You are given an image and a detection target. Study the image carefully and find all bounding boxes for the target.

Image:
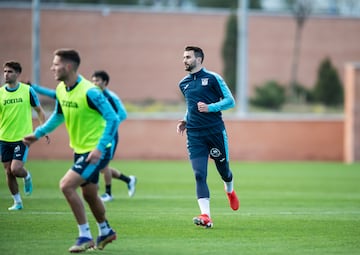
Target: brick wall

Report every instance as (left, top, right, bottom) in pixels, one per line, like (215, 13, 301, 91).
(29, 117, 344, 161)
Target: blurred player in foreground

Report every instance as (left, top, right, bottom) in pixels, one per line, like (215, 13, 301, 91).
(177, 46, 239, 228)
(0, 61, 46, 211)
(28, 71, 137, 202)
(23, 49, 118, 252)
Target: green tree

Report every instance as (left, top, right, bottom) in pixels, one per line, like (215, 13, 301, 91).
(64, 0, 138, 4)
(313, 57, 343, 106)
(222, 13, 237, 94)
(249, 0, 262, 9)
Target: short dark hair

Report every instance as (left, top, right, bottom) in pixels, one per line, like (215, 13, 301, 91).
(92, 70, 110, 85)
(3, 61, 22, 73)
(54, 49, 81, 70)
(185, 46, 204, 63)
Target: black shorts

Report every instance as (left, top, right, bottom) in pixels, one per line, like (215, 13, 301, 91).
(72, 147, 111, 184)
(0, 140, 28, 163)
(110, 132, 119, 160)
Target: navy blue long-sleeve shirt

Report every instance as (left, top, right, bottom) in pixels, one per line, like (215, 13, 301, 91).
(179, 68, 235, 135)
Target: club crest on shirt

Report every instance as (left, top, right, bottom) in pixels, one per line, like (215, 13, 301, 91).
(201, 78, 209, 86)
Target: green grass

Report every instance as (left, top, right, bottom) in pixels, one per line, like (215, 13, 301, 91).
(0, 161, 359, 255)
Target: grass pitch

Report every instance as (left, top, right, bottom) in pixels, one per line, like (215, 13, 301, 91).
(0, 160, 359, 255)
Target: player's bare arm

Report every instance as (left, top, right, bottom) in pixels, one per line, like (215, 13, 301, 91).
(33, 105, 46, 125)
(33, 106, 50, 144)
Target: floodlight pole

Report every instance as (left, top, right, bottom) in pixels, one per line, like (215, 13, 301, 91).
(236, 0, 249, 116)
(32, 0, 40, 85)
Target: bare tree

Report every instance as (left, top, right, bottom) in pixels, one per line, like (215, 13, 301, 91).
(287, 0, 312, 101)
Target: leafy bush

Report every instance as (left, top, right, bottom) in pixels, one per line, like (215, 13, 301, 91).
(293, 82, 315, 103)
(197, 0, 262, 9)
(197, 0, 237, 9)
(250, 80, 286, 110)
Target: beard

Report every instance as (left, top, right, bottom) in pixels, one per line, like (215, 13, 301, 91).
(185, 62, 196, 72)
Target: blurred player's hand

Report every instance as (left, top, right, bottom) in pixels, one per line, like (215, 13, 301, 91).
(23, 134, 38, 147)
(86, 149, 102, 164)
(177, 120, 186, 135)
(197, 102, 209, 112)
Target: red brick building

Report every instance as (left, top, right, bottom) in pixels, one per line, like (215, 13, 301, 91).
(1, 5, 360, 102)
(1, 5, 359, 161)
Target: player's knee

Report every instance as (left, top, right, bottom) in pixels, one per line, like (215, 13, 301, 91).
(194, 170, 206, 183)
(59, 178, 71, 194)
(10, 166, 23, 176)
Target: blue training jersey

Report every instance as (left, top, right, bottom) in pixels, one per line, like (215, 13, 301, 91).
(179, 68, 235, 135)
(103, 89, 127, 124)
(31, 84, 56, 99)
(32, 83, 126, 124)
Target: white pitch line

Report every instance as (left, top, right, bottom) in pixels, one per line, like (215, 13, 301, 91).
(0, 211, 71, 215)
(237, 211, 360, 216)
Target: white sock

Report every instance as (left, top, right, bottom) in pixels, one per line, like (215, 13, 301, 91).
(97, 221, 111, 236)
(224, 180, 234, 193)
(12, 193, 22, 204)
(197, 198, 210, 217)
(78, 223, 92, 239)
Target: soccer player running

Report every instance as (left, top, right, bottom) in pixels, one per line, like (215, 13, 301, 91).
(27, 71, 137, 202)
(177, 46, 239, 228)
(23, 49, 118, 252)
(91, 70, 137, 201)
(0, 61, 46, 211)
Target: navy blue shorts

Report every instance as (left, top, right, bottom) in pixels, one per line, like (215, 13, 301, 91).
(72, 147, 111, 184)
(187, 129, 230, 162)
(0, 140, 29, 163)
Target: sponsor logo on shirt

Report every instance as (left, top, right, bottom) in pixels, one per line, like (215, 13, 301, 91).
(61, 100, 78, 108)
(3, 98, 23, 105)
